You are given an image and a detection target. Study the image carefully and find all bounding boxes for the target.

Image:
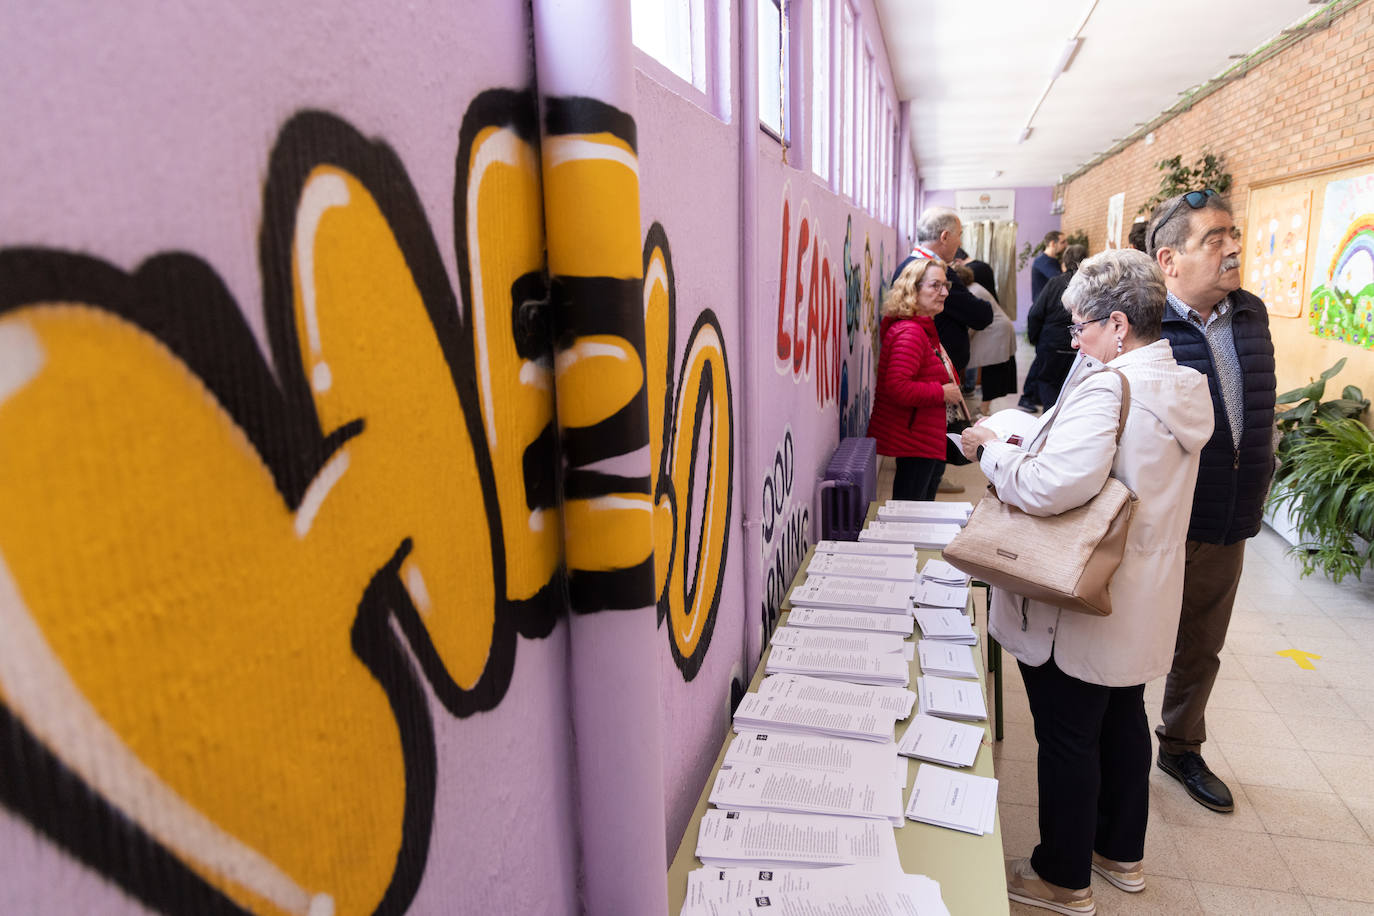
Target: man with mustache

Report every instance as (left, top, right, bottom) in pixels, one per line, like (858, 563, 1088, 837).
(1147, 190, 1276, 814)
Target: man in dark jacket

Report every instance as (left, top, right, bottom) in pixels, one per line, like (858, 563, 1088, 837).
(1030, 231, 1066, 303)
(1149, 190, 1277, 814)
(894, 207, 994, 378)
(1018, 243, 1085, 410)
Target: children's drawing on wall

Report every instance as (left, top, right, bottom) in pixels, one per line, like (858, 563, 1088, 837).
(1247, 187, 1311, 318)
(775, 188, 841, 408)
(1309, 173, 1374, 348)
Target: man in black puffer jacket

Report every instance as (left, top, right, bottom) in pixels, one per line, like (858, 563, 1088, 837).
(1148, 190, 1276, 816)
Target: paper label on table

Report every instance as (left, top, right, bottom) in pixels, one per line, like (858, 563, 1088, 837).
(786, 607, 915, 636)
(919, 559, 971, 586)
(916, 640, 978, 679)
(917, 675, 988, 721)
(904, 764, 998, 835)
(896, 714, 984, 768)
(806, 551, 920, 582)
(793, 575, 914, 613)
(770, 625, 906, 656)
(912, 580, 969, 609)
(759, 674, 916, 719)
(710, 761, 903, 822)
(725, 731, 899, 776)
(765, 645, 910, 687)
(858, 520, 961, 548)
(695, 809, 901, 869)
(814, 539, 919, 559)
(733, 691, 898, 742)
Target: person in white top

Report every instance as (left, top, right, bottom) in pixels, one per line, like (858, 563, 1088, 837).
(960, 249, 1214, 914)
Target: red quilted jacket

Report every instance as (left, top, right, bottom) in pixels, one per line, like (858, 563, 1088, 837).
(866, 314, 949, 459)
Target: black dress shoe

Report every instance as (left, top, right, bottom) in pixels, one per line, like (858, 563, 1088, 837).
(1157, 749, 1234, 812)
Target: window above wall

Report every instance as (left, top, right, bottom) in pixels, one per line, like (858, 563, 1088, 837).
(632, 0, 729, 121)
(758, 0, 788, 143)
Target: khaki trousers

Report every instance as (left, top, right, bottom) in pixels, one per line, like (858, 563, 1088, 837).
(1156, 539, 1248, 755)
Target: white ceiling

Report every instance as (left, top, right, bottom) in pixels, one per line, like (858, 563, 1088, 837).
(874, 0, 1327, 190)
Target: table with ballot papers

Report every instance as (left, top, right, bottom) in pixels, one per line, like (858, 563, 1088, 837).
(668, 498, 1008, 916)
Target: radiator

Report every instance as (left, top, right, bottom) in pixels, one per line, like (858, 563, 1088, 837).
(819, 436, 877, 541)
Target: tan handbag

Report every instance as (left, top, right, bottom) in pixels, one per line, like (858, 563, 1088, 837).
(942, 368, 1137, 616)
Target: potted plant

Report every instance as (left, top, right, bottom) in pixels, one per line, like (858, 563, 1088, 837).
(1266, 358, 1372, 582)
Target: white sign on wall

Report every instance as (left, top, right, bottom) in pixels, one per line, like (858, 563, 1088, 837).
(954, 190, 1015, 222)
(1106, 192, 1126, 248)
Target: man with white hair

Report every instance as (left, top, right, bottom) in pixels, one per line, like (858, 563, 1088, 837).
(1148, 190, 1276, 815)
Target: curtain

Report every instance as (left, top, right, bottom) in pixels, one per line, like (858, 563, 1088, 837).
(961, 219, 1019, 319)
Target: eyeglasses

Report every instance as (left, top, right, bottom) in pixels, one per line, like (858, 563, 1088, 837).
(1149, 188, 1219, 251)
(1068, 315, 1111, 340)
(921, 280, 951, 292)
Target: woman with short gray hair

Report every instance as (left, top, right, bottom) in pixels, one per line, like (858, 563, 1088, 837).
(960, 248, 1214, 913)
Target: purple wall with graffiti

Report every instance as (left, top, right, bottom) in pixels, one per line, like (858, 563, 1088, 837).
(1, 0, 903, 911)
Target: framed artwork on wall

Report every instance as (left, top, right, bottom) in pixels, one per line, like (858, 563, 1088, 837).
(1245, 185, 1312, 319)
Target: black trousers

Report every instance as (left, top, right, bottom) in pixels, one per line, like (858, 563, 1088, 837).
(892, 456, 944, 501)
(1019, 656, 1151, 890)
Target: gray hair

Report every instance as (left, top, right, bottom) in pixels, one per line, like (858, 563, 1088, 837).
(916, 207, 961, 244)
(1146, 191, 1232, 256)
(1062, 249, 1166, 341)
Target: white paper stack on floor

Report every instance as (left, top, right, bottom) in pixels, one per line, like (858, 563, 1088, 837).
(917, 675, 988, 721)
(913, 608, 978, 645)
(695, 809, 902, 870)
(916, 640, 978, 679)
(681, 866, 949, 916)
(770, 625, 906, 656)
(765, 645, 910, 687)
(758, 674, 916, 720)
(896, 714, 985, 768)
(709, 757, 904, 825)
(877, 500, 973, 525)
(806, 550, 919, 582)
(681, 866, 950, 916)
(912, 580, 970, 609)
(904, 764, 998, 836)
(858, 520, 961, 549)
(733, 691, 899, 742)
(919, 558, 971, 588)
(814, 539, 918, 560)
(786, 606, 915, 637)
(789, 575, 913, 613)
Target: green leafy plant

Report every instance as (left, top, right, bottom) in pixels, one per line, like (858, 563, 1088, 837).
(1016, 230, 1089, 271)
(1137, 152, 1234, 216)
(1267, 358, 1372, 582)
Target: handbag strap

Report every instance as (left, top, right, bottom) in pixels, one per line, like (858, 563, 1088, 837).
(1031, 364, 1132, 455)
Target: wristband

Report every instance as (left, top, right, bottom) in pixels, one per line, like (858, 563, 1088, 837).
(975, 444, 985, 462)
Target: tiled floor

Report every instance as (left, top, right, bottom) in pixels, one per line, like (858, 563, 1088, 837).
(876, 377, 1374, 913)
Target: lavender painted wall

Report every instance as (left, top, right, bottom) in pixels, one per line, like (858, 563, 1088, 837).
(922, 186, 1061, 330)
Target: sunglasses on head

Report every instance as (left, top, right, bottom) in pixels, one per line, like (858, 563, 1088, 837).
(1149, 189, 1219, 251)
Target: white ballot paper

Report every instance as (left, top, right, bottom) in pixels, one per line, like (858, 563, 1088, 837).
(765, 645, 910, 688)
(858, 520, 961, 549)
(726, 731, 899, 775)
(681, 866, 950, 916)
(912, 608, 978, 645)
(917, 675, 989, 721)
(877, 500, 973, 525)
(978, 406, 1041, 441)
(814, 539, 919, 559)
(695, 809, 901, 870)
(770, 625, 907, 656)
(682, 868, 951, 916)
(806, 550, 920, 582)
(912, 580, 970, 610)
(790, 575, 913, 614)
(916, 640, 978, 679)
(759, 674, 916, 720)
(786, 606, 915, 637)
(710, 760, 904, 825)
(919, 559, 971, 587)
(897, 714, 985, 768)
(733, 691, 899, 743)
(904, 764, 998, 835)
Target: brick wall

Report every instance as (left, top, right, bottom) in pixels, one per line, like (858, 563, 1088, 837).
(1061, 0, 1374, 246)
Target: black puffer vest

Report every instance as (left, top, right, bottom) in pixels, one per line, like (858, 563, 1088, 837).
(1160, 289, 1276, 544)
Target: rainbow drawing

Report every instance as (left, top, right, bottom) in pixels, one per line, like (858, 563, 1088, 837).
(1309, 176, 1374, 350)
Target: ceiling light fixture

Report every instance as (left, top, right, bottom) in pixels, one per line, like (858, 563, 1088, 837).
(1017, 127, 1032, 144)
(1052, 37, 1084, 78)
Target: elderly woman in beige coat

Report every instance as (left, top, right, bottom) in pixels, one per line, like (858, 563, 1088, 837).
(961, 249, 1213, 916)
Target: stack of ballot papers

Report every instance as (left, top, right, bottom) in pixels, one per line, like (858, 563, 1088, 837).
(681, 866, 950, 916)
(896, 714, 985, 768)
(877, 500, 973, 525)
(770, 625, 907, 657)
(710, 736, 905, 825)
(814, 539, 918, 560)
(919, 558, 971, 588)
(765, 644, 910, 687)
(912, 580, 970, 609)
(806, 549, 919, 582)
(904, 765, 998, 836)
(916, 640, 978, 679)
(758, 674, 916, 721)
(913, 608, 978, 645)
(789, 575, 912, 614)
(785, 606, 915, 637)
(733, 691, 900, 743)
(858, 520, 961, 549)
(695, 809, 902, 870)
(917, 675, 989, 721)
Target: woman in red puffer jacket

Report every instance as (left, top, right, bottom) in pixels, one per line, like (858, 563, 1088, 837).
(866, 257, 963, 500)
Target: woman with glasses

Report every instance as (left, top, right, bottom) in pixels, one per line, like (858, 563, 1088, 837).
(866, 257, 963, 501)
(959, 249, 1215, 915)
